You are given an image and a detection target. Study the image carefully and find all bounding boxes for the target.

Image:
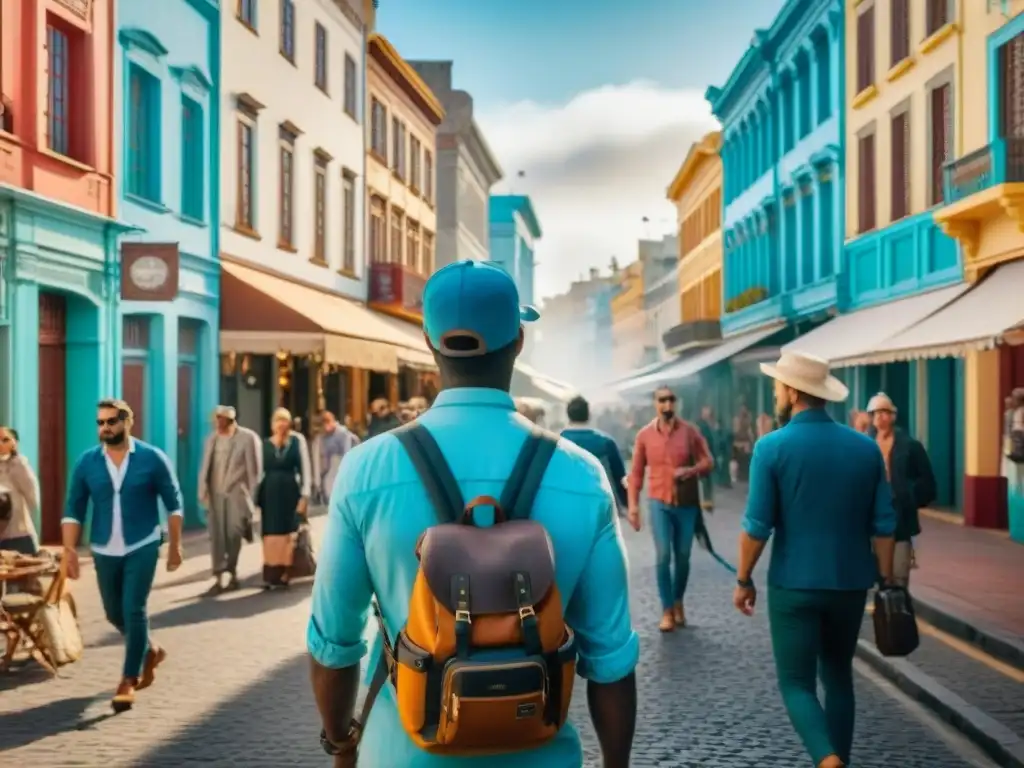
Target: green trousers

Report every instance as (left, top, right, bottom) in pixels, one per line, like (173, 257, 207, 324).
(767, 586, 867, 766)
(93, 541, 160, 679)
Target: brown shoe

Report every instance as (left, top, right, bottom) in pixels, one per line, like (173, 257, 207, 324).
(673, 603, 686, 627)
(818, 756, 845, 768)
(659, 611, 675, 632)
(137, 645, 167, 691)
(111, 677, 137, 713)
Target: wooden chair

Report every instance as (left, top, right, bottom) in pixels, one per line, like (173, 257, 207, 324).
(0, 556, 67, 674)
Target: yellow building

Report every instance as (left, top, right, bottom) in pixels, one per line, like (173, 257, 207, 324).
(666, 131, 723, 354)
(610, 261, 645, 377)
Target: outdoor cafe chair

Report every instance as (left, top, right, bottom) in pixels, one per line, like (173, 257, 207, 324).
(0, 552, 69, 674)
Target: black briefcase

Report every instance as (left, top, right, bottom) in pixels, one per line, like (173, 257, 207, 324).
(873, 586, 920, 657)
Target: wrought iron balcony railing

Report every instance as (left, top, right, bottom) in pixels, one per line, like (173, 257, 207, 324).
(943, 137, 1024, 205)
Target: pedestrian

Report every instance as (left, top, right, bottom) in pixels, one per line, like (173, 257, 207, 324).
(627, 387, 714, 632)
(0, 426, 40, 555)
(366, 398, 401, 438)
(62, 399, 185, 713)
(197, 405, 262, 595)
(851, 409, 871, 434)
(732, 352, 896, 768)
(560, 395, 629, 513)
(308, 260, 638, 768)
(695, 406, 718, 511)
(256, 407, 312, 589)
(312, 410, 359, 503)
(865, 392, 936, 586)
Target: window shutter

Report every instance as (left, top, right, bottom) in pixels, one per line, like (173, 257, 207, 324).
(890, 0, 909, 66)
(926, 0, 950, 37)
(858, 133, 876, 233)
(890, 113, 909, 221)
(930, 84, 950, 205)
(857, 7, 875, 94)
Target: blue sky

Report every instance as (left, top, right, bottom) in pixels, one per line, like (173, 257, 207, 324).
(377, 0, 788, 299)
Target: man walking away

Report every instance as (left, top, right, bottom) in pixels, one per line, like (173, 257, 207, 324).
(561, 395, 628, 513)
(313, 410, 359, 502)
(628, 387, 713, 632)
(198, 405, 262, 595)
(63, 399, 185, 712)
(732, 352, 896, 768)
(866, 393, 935, 586)
(308, 260, 638, 768)
(695, 406, 718, 511)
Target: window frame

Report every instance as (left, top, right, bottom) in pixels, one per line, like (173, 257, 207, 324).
(280, 0, 295, 63)
(422, 229, 435, 275)
(236, 111, 258, 232)
(341, 170, 357, 275)
(856, 3, 876, 95)
(127, 63, 162, 203)
(343, 54, 358, 120)
(313, 153, 328, 265)
(890, 0, 910, 67)
(369, 194, 387, 264)
(237, 0, 257, 32)
(314, 22, 328, 93)
(405, 218, 420, 271)
(424, 148, 434, 203)
(46, 19, 73, 158)
(856, 124, 877, 234)
(370, 98, 388, 160)
(389, 206, 404, 264)
(889, 103, 911, 222)
(180, 95, 205, 221)
(278, 126, 296, 249)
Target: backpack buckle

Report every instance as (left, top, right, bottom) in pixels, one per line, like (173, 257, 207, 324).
(455, 609, 472, 623)
(518, 605, 536, 620)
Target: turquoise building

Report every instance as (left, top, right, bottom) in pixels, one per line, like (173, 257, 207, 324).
(488, 195, 541, 307)
(114, 0, 221, 527)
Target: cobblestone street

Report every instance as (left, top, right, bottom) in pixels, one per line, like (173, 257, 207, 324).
(0, 493, 997, 767)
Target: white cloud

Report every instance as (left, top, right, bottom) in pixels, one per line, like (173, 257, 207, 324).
(478, 81, 718, 300)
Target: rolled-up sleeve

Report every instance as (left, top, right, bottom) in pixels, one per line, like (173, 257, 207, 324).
(566, 496, 640, 684)
(741, 439, 777, 541)
(872, 450, 897, 537)
(307, 484, 373, 669)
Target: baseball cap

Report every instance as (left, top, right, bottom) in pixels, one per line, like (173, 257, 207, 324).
(423, 260, 540, 357)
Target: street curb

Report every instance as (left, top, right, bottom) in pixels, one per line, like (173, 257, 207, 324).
(855, 639, 1024, 768)
(913, 597, 1024, 672)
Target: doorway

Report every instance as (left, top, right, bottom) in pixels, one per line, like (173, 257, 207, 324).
(177, 322, 198, 522)
(37, 293, 67, 544)
(122, 316, 150, 440)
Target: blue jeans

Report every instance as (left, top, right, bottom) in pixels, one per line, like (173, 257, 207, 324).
(93, 541, 160, 679)
(649, 501, 699, 611)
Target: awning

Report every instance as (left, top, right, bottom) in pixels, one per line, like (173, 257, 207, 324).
(219, 261, 435, 374)
(841, 260, 1024, 366)
(512, 361, 577, 402)
(617, 323, 783, 395)
(371, 314, 437, 370)
(782, 282, 969, 368)
(609, 357, 680, 385)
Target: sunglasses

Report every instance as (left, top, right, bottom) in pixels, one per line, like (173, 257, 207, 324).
(657, 395, 676, 404)
(96, 417, 123, 427)
(0, 436, 12, 444)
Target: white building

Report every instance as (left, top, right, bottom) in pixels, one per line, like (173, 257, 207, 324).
(220, 0, 366, 296)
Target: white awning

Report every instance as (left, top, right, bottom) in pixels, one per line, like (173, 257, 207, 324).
(617, 324, 783, 395)
(782, 283, 969, 368)
(513, 361, 577, 402)
(841, 260, 1024, 366)
(371, 314, 437, 371)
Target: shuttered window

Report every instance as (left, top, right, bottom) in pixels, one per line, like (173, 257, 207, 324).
(890, 0, 910, 66)
(856, 6, 875, 94)
(858, 133, 876, 233)
(930, 84, 951, 205)
(925, 0, 949, 38)
(1000, 32, 1024, 139)
(890, 112, 910, 221)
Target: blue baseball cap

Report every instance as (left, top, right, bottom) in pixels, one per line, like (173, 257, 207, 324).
(423, 260, 540, 357)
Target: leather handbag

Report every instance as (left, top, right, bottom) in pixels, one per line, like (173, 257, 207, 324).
(290, 524, 317, 580)
(672, 426, 704, 509)
(873, 585, 920, 657)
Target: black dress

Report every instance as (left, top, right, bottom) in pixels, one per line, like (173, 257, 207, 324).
(258, 435, 303, 585)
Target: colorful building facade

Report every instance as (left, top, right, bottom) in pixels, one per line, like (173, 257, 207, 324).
(609, 260, 646, 377)
(488, 195, 541, 308)
(113, 0, 222, 527)
(0, 0, 128, 543)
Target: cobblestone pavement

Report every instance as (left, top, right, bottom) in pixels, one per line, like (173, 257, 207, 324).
(0, 493, 994, 767)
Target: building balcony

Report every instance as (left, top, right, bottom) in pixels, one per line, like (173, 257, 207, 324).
(788, 276, 838, 319)
(720, 291, 787, 336)
(368, 262, 426, 321)
(662, 318, 722, 354)
(937, 138, 1024, 278)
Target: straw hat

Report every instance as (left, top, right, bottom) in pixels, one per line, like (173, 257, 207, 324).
(866, 392, 897, 414)
(760, 351, 849, 403)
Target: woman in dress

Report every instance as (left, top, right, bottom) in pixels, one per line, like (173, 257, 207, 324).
(256, 408, 312, 588)
(0, 427, 40, 555)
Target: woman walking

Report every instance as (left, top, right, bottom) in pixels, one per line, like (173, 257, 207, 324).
(0, 427, 40, 555)
(257, 408, 312, 588)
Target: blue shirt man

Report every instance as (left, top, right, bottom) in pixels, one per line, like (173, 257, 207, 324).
(560, 395, 628, 511)
(308, 260, 639, 768)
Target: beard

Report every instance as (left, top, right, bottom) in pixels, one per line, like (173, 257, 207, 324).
(101, 432, 126, 446)
(775, 401, 793, 427)
(659, 410, 675, 422)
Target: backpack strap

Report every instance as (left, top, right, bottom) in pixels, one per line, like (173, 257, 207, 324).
(393, 422, 464, 523)
(502, 427, 558, 520)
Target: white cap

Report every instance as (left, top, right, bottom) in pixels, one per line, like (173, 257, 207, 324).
(866, 392, 896, 414)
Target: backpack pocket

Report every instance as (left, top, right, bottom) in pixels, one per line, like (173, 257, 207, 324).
(437, 657, 552, 749)
(394, 631, 433, 735)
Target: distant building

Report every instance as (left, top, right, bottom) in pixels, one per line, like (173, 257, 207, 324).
(489, 195, 542, 307)
(409, 60, 503, 265)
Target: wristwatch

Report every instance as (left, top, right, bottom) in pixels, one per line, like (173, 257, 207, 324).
(320, 723, 360, 756)
(737, 576, 754, 589)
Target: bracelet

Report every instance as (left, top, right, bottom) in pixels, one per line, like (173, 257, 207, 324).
(737, 577, 754, 589)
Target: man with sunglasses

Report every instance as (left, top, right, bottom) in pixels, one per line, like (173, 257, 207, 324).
(628, 386, 713, 632)
(62, 398, 184, 713)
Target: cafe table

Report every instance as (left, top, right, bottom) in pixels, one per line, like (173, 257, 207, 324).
(0, 554, 64, 673)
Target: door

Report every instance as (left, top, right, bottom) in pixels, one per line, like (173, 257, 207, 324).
(177, 363, 196, 521)
(37, 293, 67, 544)
(122, 317, 150, 440)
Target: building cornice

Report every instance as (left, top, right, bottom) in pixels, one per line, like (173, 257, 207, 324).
(666, 131, 722, 201)
(368, 34, 445, 126)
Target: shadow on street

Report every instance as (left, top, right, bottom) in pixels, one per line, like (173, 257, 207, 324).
(0, 694, 118, 751)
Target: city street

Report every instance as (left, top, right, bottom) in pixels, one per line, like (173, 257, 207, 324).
(0, 491, 998, 767)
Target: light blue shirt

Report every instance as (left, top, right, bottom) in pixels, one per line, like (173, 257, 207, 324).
(307, 387, 639, 768)
(741, 408, 897, 591)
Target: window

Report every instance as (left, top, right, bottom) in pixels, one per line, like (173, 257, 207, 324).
(930, 83, 952, 205)
(280, 0, 295, 62)
(856, 6, 875, 94)
(890, 112, 909, 221)
(278, 127, 295, 247)
(424, 149, 434, 202)
(926, 0, 950, 38)
(342, 171, 356, 273)
(313, 154, 328, 263)
(370, 195, 386, 263)
(406, 219, 420, 271)
(391, 118, 406, 179)
(890, 0, 910, 66)
(370, 98, 387, 159)
(344, 54, 358, 119)
(128, 64, 160, 202)
(409, 136, 421, 191)
(46, 22, 71, 157)
(238, 0, 256, 29)
(314, 23, 328, 92)
(390, 207, 404, 263)
(236, 116, 256, 230)
(422, 230, 435, 275)
(181, 97, 204, 220)
(857, 132, 876, 233)
(1000, 33, 1024, 139)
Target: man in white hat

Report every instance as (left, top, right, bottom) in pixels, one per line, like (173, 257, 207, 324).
(866, 392, 935, 586)
(198, 405, 262, 594)
(731, 351, 897, 768)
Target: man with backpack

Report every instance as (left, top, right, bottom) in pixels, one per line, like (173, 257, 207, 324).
(307, 260, 639, 768)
